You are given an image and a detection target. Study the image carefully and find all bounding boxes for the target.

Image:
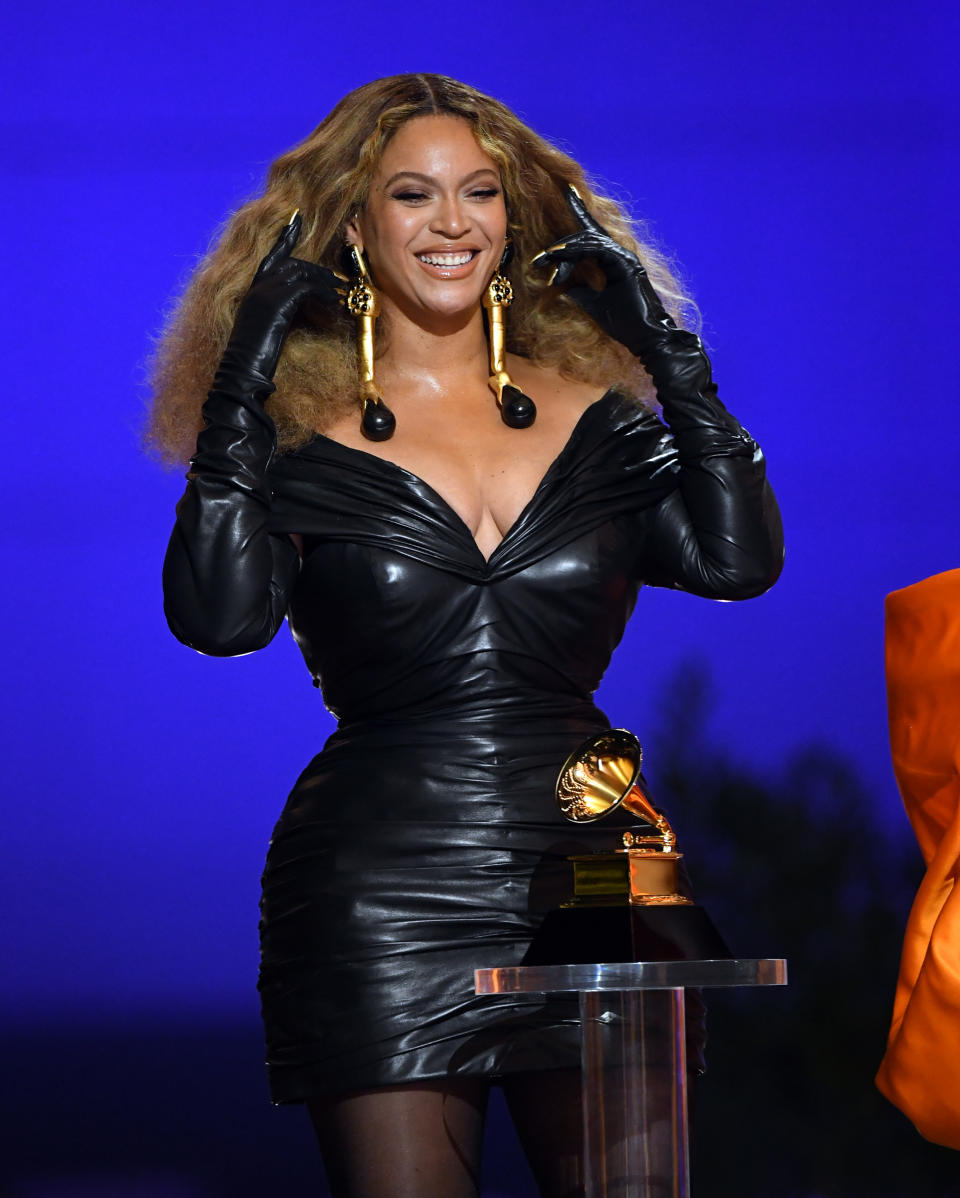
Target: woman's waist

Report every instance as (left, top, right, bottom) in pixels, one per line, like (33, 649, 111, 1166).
(315, 650, 608, 727)
(327, 693, 608, 747)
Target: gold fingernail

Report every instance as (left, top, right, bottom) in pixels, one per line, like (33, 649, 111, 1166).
(287, 208, 300, 225)
(547, 266, 559, 286)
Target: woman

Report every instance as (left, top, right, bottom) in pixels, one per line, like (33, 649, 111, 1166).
(151, 74, 783, 1197)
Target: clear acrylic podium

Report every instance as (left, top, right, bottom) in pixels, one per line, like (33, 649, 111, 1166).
(475, 958, 787, 1198)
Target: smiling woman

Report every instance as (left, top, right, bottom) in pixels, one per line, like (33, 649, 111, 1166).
(146, 75, 689, 468)
(152, 73, 783, 1198)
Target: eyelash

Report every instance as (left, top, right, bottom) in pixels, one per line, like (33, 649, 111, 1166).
(391, 187, 501, 204)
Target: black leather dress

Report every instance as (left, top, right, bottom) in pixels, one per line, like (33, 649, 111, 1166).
(163, 385, 783, 1104)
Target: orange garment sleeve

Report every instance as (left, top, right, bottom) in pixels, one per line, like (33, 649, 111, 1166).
(875, 568, 960, 1150)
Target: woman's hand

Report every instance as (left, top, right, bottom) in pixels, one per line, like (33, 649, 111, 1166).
(534, 186, 719, 403)
(220, 211, 344, 385)
(532, 186, 687, 363)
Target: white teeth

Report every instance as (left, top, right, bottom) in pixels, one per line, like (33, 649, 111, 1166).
(417, 252, 475, 267)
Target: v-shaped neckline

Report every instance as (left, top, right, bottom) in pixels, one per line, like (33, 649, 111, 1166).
(308, 389, 621, 569)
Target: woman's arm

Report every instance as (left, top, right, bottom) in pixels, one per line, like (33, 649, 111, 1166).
(642, 385, 783, 599)
(162, 214, 341, 655)
(534, 187, 783, 599)
(162, 377, 301, 656)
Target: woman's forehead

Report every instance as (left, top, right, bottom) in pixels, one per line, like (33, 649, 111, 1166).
(374, 114, 499, 180)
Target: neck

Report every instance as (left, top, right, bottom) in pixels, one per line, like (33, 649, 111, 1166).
(375, 298, 489, 395)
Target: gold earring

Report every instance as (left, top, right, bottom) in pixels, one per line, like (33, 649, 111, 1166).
(483, 241, 536, 429)
(343, 246, 396, 441)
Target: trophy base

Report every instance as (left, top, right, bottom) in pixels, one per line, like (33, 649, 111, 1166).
(567, 847, 692, 907)
(522, 904, 732, 966)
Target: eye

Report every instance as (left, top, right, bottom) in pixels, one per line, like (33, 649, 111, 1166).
(392, 189, 430, 204)
(469, 187, 501, 201)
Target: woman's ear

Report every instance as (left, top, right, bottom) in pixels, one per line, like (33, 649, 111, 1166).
(344, 213, 363, 252)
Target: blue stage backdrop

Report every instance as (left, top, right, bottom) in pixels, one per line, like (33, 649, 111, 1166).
(2, 0, 956, 1028)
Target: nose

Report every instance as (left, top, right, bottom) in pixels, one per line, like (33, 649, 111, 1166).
(429, 194, 471, 238)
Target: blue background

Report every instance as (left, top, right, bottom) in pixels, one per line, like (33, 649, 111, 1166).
(2, 0, 957, 1192)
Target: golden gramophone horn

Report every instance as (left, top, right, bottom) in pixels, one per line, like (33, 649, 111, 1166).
(557, 729, 671, 836)
(556, 729, 691, 907)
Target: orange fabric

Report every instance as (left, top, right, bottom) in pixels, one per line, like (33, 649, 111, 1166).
(875, 568, 960, 1150)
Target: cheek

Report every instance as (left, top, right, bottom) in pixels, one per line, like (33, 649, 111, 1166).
(365, 214, 420, 277)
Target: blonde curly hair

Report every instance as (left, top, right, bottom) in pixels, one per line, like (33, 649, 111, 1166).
(146, 73, 694, 466)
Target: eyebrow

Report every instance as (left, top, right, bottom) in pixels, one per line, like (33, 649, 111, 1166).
(380, 168, 500, 189)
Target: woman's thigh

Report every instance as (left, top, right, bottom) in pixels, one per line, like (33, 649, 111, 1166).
(501, 1068, 584, 1198)
(308, 1078, 489, 1198)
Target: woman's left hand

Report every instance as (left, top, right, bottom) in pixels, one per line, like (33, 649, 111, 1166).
(532, 186, 681, 363)
(534, 185, 724, 410)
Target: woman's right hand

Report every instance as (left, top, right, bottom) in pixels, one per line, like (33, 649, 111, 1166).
(220, 211, 344, 385)
(166, 213, 331, 656)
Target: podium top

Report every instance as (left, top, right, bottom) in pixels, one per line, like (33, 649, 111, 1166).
(475, 958, 787, 995)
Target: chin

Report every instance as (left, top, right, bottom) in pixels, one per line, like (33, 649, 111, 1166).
(427, 296, 483, 318)
(421, 281, 487, 314)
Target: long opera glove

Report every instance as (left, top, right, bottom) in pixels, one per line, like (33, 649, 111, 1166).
(163, 214, 340, 654)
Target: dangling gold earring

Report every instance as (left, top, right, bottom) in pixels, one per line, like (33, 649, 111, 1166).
(483, 240, 536, 429)
(342, 245, 396, 441)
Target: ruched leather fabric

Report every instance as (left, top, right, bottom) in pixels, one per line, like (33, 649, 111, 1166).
(163, 386, 783, 1103)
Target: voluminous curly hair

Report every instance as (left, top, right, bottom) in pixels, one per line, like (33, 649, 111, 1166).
(146, 73, 695, 466)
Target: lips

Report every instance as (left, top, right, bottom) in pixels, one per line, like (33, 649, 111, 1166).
(416, 250, 478, 267)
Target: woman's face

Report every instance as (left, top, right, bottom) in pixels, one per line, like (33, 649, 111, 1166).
(349, 114, 507, 324)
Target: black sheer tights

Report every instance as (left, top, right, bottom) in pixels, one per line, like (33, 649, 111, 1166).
(307, 1069, 585, 1198)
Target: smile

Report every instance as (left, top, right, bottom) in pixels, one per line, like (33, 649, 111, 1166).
(416, 251, 478, 267)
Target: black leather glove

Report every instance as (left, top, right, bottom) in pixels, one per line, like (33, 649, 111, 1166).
(162, 213, 340, 656)
(533, 187, 719, 408)
(218, 211, 344, 394)
(532, 187, 676, 355)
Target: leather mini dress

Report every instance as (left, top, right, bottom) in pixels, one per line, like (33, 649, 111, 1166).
(163, 386, 783, 1103)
